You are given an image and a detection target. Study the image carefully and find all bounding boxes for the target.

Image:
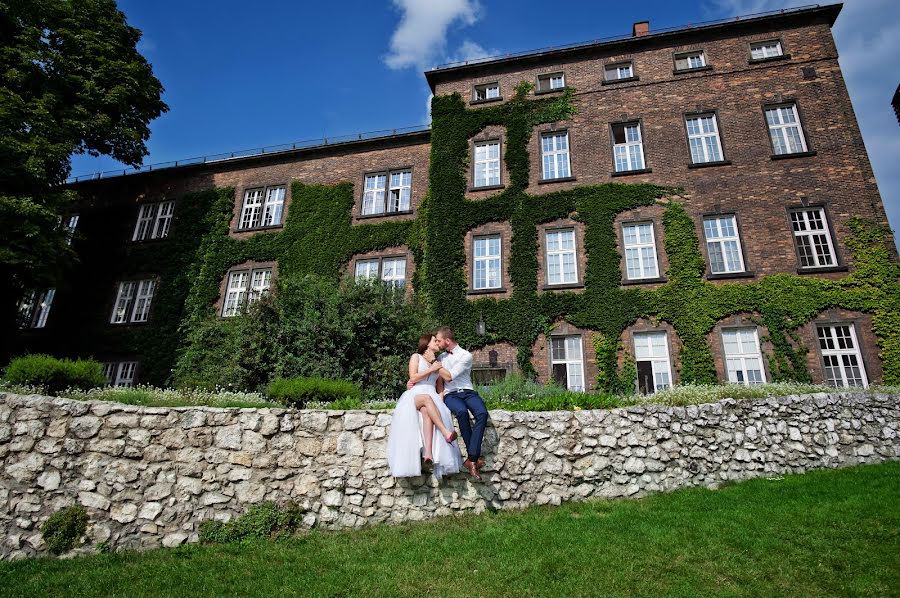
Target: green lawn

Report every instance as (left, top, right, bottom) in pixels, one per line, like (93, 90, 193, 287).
(2, 462, 898, 597)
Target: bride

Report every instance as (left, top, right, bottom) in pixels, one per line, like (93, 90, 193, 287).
(386, 333, 463, 479)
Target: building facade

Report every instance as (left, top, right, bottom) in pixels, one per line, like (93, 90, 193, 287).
(13, 4, 898, 393)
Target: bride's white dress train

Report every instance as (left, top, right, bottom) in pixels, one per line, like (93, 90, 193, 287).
(386, 355, 462, 479)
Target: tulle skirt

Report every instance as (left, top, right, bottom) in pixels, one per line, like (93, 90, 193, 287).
(386, 384, 463, 479)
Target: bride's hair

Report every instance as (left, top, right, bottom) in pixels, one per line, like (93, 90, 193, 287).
(417, 333, 435, 355)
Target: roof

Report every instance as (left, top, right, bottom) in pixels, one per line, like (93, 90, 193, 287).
(424, 3, 843, 92)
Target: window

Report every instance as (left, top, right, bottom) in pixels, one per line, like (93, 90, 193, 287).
(545, 229, 578, 285)
(551, 335, 584, 391)
(612, 122, 645, 172)
(605, 63, 634, 80)
(103, 361, 138, 387)
(675, 50, 706, 71)
(751, 40, 783, 60)
(722, 328, 766, 385)
(473, 235, 502, 290)
(685, 114, 724, 164)
(473, 141, 501, 188)
(354, 256, 407, 289)
(765, 104, 808, 155)
(790, 207, 837, 268)
(817, 324, 868, 387)
(540, 131, 571, 180)
(111, 279, 156, 324)
(473, 82, 500, 101)
(622, 222, 659, 280)
(537, 72, 565, 91)
(133, 201, 174, 241)
(362, 170, 411, 216)
(238, 186, 285, 230)
(17, 289, 55, 329)
(703, 215, 745, 274)
(634, 331, 672, 394)
(222, 267, 272, 317)
(62, 214, 79, 245)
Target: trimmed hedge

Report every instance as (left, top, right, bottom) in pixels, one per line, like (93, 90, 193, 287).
(3, 354, 105, 394)
(266, 376, 361, 408)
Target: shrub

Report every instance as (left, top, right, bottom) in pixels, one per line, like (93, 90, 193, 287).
(199, 502, 305, 544)
(266, 376, 360, 408)
(4, 355, 105, 394)
(41, 505, 88, 555)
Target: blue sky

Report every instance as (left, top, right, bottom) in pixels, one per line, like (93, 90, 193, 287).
(71, 0, 900, 238)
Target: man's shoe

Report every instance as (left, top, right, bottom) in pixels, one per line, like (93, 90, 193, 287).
(476, 457, 486, 469)
(464, 459, 482, 481)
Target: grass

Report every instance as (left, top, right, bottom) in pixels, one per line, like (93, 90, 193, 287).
(1, 462, 897, 597)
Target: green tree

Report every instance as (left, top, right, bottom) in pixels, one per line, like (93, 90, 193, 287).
(0, 0, 167, 346)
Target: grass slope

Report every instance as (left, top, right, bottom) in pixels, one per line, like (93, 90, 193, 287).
(1, 462, 897, 597)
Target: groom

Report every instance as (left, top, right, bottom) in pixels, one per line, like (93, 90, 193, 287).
(434, 326, 488, 481)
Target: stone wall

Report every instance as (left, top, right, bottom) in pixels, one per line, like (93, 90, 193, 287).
(1, 391, 897, 559)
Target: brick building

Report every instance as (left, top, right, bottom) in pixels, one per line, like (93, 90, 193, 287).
(14, 4, 896, 393)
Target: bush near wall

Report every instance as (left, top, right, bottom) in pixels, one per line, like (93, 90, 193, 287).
(3, 355, 105, 394)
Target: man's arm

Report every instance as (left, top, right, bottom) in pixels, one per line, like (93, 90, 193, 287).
(439, 352, 472, 382)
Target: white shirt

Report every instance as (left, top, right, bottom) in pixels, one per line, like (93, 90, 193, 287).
(440, 344, 474, 393)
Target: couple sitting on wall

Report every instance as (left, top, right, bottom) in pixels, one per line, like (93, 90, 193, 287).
(386, 326, 488, 481)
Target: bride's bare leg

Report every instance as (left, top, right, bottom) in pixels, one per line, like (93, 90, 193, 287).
(415, 395, 452, 440)
(420, 410, 434, 460)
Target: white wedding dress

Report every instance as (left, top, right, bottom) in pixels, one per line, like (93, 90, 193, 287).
(386, 354, 463, 479)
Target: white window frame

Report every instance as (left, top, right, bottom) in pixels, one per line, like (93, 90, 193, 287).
(111, 279, 156, 324)
(133, 201, 175, 241)
(545, 228, 578, 286)
(612, 122, 645, 172)
(685, 114, 724, 164)
(354, 256, 407, 289)
(605, 63, 634, 81)
(238, 186, 285, 230)
(62, 214, 79, 245)
(675, 50, 706, 71)
(473, 235, 502, 291)
(537, 72, 565, 91)
(18, 288, 56, 329)
(540, 131, 571, 181)
(633, 331, 673, 394)
(473, 82, 500, 101)
(550, 335, 585, 392)
(790, 207, 837, 269)
(221, 267, 273, 317)
(103, 361, 138, 387)
(817, 324, 869, 388)
(721, 327, 766, 386)
(622, 222, 659, 280)
(751, 40, 783, 60)
(765, 104, 808, 155)
(362, 170, 412, 216)
(473, 141, 501, 188)
(703, 215, 746, 274)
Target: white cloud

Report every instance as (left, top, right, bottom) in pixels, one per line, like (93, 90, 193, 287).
(705, 0, 900, 247)
(384, 0, 483, 70)
(447, 39, 499, 64)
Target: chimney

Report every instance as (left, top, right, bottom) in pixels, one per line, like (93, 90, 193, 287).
(632, 21, 649, 37)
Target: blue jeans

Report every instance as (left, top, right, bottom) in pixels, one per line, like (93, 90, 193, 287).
(443, 389, 488, 460)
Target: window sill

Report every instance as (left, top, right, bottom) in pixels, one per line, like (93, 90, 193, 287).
(708, 271, 756, 280)
(233, 224, 284, 233)
(535, 87, 568, 95)
(356, 210, 414, 220)
(468, 184, 505, 193)
(796, 265, 849, 275)
(467, 287, 507, 296)
(129, 237, 170, 244)
(749, 54, 791, 65)
(621, 277, 667, 286)
(470, 97, 503, 106)
(611, 168, 652, 178)
(541, 283, 585, 291)
(770, 150, 817, 161)
(673, 65, 713, 75)
(109, 321, 150, 327)
(688, 160, 732, 169)
(538, 176, 577, 185)
(601, 76, 640, 86)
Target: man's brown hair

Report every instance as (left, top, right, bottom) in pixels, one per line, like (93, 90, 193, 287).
(436, 326, 454, 341)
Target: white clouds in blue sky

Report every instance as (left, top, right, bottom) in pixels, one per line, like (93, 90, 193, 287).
(383, 0, 484, 70)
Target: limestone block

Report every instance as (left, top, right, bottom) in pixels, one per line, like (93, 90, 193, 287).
(37, 469, 61, 491)
(138, 502, 163, 521)
(70, 415, 103, 439)
(79, 491, 111, 511)
(214, 426, 242, 450)
(162, 532, 189, 548)
(111, 503, 138, 523)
